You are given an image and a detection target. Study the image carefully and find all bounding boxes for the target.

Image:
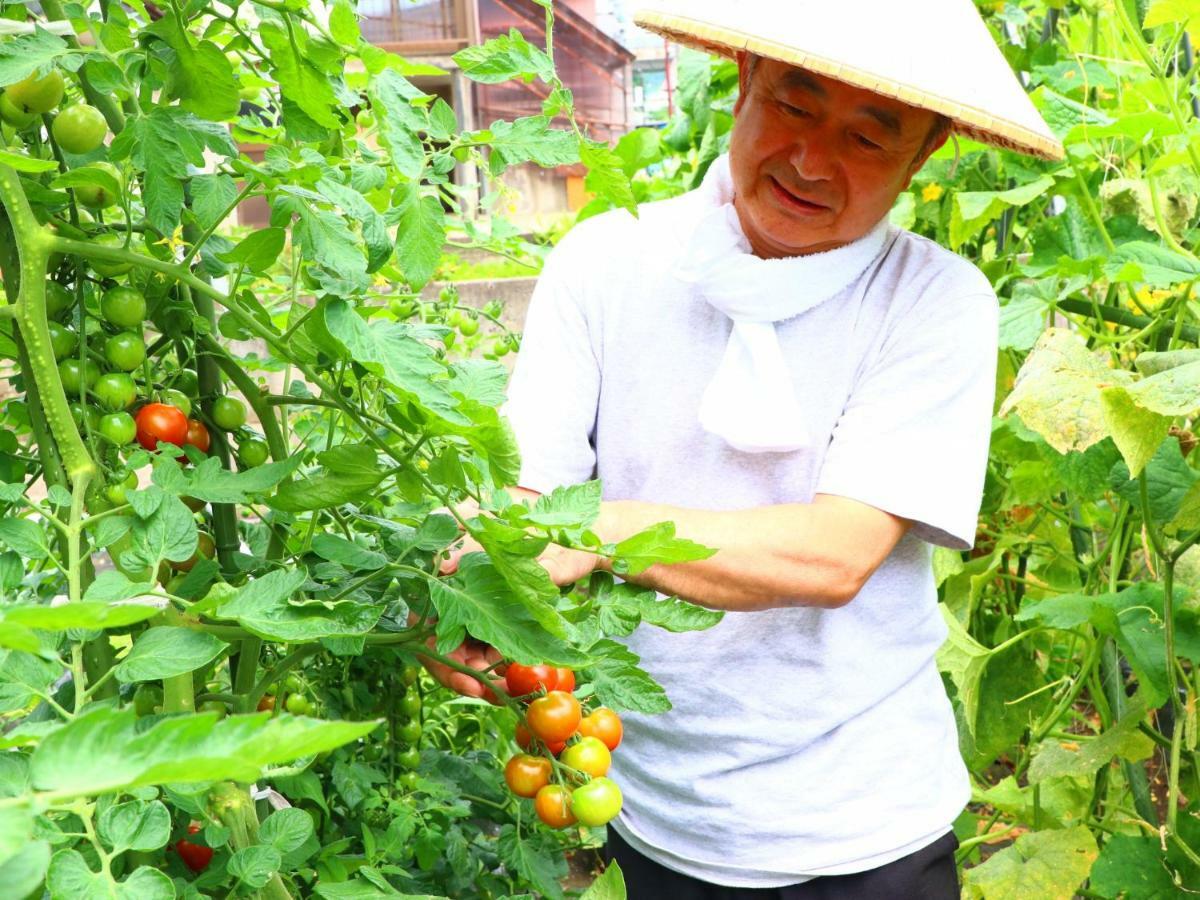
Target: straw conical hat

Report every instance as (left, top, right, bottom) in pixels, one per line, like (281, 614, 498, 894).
(634, 0, 1064, 161)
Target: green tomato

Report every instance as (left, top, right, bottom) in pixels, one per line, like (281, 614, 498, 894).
(51, 104, 107, 154)
(104, 480, 129, 506)
(211, 396, 246, 431)
(100, 285, 146, 328)
(400, 663, 421, 686)
(59, 358, 100, 394)
(73, 162, 123, 210)
(173, 368, 199, 396)
(389, 297, 416, 319)
(396, 746, 421, 770)
(459, 315, 479, 336)
(491, 336, 510, 357)
(397, 720, 422, 743)
(198, 699, 227, 719)
(45, 281, 73, 318)
(285, 693, 312, 715)
(103, 331, 145, 372)
(283, 673, 304, 694)
(98, 412, 136, 445)
(89, 233, 133, 277)
(132, 683, 163, 717)
(238, 438, 269, 468)
(217, 311, 252, 340)
(6, 69, 64, 114)
(398, 688, 422, 719)
(569, 777, 623, 827)
(46, 321, 77, 360)
(0, 93, 36, 129)
(396, 771, 420, 791)
(69, 401, 100, 432)
(161, 389, 191, 418)
(93, 372, 137, 411)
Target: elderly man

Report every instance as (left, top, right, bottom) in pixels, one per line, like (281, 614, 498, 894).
(429, 1, 1062, 896)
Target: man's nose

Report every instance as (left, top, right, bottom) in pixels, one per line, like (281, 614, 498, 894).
(787, 134, 836, 182)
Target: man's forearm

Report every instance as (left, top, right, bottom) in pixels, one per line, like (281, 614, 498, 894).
(598, 498, 903, 613)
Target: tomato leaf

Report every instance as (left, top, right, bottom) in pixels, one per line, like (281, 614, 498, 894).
(584, 639, 670, 714)
(113, 627, 230, 683)
(392, 189, 445, 290)
(453, 29, 555, 85)
(218, 227, 287, 273)
(29, 707, 378, 796)
(0, 28, 72, 87)
(484, 116, 580, 175)
(97, 799, 171, 853)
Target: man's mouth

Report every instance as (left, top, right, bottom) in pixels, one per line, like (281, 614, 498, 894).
(768, 176, 828, 213)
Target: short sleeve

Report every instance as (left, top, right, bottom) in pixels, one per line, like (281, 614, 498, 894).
(500, 239, 601, 494)
(814, 290, 999, 550)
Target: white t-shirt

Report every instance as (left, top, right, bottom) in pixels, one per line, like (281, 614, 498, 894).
(501, 184, 998, 887)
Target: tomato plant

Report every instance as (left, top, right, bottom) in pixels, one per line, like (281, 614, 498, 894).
(0, 4, 702, 898)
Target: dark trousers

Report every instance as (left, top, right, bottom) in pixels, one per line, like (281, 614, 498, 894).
(604, 827, 960, 900)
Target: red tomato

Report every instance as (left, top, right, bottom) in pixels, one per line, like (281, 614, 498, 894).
(175, 822, 213, 873)
(526, 691, 581, 745)
(503, 753, 551, 798)
(185, 418, 210, 453)
(505, 662, 557, 697)
(578, 708, 623, 751)
(516, 720, 566, 755)
(554, 667, 575, 692)
(134, 403, 188, 452)
(534, 784, 577, 829)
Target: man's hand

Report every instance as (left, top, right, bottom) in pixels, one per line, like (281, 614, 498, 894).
(416, 633, 505, 702)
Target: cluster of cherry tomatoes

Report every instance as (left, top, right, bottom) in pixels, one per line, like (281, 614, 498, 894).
(500, 662, 625, 830)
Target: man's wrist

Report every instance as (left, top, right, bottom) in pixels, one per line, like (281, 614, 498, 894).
(594, 500, 631, 573)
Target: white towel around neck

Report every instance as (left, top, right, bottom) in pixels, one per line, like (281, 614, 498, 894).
(673, 154, 894, 453)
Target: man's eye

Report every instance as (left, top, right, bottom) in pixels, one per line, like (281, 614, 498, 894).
(856, 134, 881, 150)
(782, 103, 810, 117)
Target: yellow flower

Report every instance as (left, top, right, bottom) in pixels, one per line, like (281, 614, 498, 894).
(921, 183, 944, 203)
(154, 225, 189, 256)
(1128, 286, 1172, 313)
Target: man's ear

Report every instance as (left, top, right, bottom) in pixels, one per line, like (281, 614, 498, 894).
(733, 51, 752, 116)
(901, 129, 951, 190)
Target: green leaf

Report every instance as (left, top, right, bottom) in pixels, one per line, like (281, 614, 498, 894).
(1099, 387, 1173, 478)
(216, 569, 383, 641)
(580, 860, 626, 900)
(1145, 0, 1200, 27)
(81, 570, 159, 603)
(1028, 692, 1153, 783)
(486, 116, 580, 174)
(496, 826, 566, 900)
(368, 69, 426, 178)
(113, 627, 229, 683)
(5, 598, 159, 631)
(1110, 437, 1199, 525)
(218, 228, 287, 273)
(0, 841, 49, 900)
(587, 639, 671, 714)
(581, 142, 637, 216)
(259, 20, 340, 129)
(312, 535, 387, 571)
(0, 150, 58, 174)
(961, 826, 1098, 900)
(29, 707, 378, 796)
(229, 845, 283, 889)
(0, 652, 60, 714)
(430, 553, 585, 665)
(46, 849, 108, 898)
(271, 466, 385, 514)
(974, 776, 1090, 830)
(128, 494, 197, 566)
(0, 803, 34, 870)
(612, 522, 716, 577)
(525, 481, 602, 528)
(393, 190, 445, 290)
(949, 176, 1055, 250)
(330, 0, 362, 45)
(0, 518, 50, 560)
(170, 37, 240, 121)
(1105, 242, 1200, 287)
(998, 328, 1131, 455)
(260, 808, 314, 855)
(1089, 831, 1200, 898)
(154, 455, 304, 505)
(324, 300, 468, 427)
(97, 800, 171, 853)
(0, 28, 71, 87)
(936, 605, 995, 738)
(998, 292, 1047, 352)
(453, 29, 555, 84)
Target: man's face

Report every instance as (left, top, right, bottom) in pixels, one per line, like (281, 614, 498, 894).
(728, 56, 948, 259)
